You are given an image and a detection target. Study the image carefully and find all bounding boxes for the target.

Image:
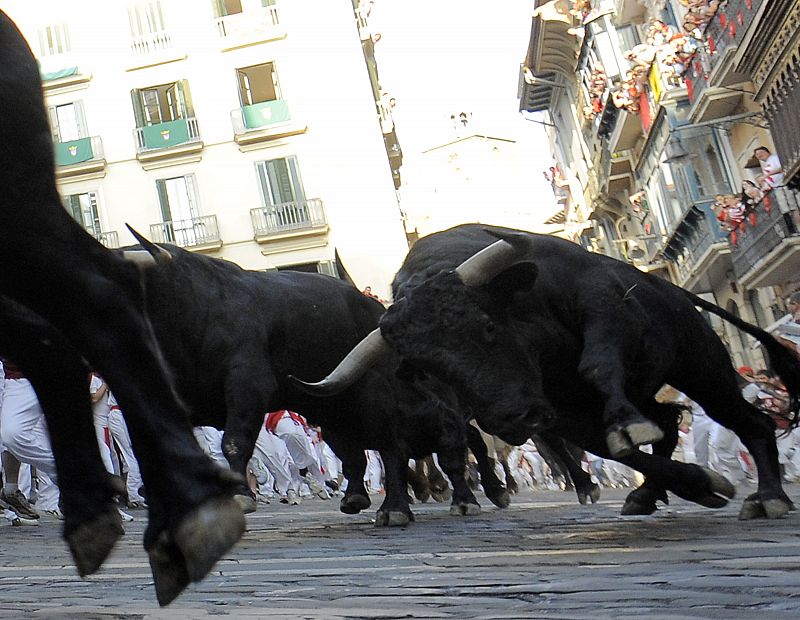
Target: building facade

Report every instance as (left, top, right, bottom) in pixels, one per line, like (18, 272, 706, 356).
(3, 0, 409, 299)
(520, 0, 800, 367)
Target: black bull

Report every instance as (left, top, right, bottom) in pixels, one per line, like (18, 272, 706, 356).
(0, 11, 244, 606)
(131, 242, 503, 524)
(302, 223, 800, 519)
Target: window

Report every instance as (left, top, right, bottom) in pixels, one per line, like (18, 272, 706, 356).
(47, 101, 87, 143)
(156, 175, 200, 222)
(237, 62, 280, 106)
(37, 22, 71, 57)
(131, 81, 193, 127)
(256, 157, 305, 206)
(128, 1, 167, 39)
(155, 175, 201, 245)
(63, 191, 101, 236)
(212, 0, 276, 17)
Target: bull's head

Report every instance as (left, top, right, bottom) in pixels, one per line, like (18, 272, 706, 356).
(290, 230, 555, 443)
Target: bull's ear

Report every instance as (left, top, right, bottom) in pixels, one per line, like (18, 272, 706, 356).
(485, 261, 538, 306)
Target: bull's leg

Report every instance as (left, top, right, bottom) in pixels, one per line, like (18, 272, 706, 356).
(577, 316, 663, 457)
(466, 424, 510, 508)
(540, 432, 600, 505)
(553, 414, 735, 512)
(407, 460, 431, 503)
(0, 305, 123, 576)
(620, 406, 681, 515)
(423, 455, 452, 502)
(80, 308, 244, 606)
(375, 448, 415, 527)
(686, 380, 792, 520)
(220, 370, 276, 514)
(323, 433, 372, 515)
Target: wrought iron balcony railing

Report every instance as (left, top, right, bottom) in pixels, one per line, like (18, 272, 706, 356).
(250, 199, 326, 238)
(149, 215, 221, 249)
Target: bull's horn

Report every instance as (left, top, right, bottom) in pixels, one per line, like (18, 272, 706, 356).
(455, 239, 520, 286)
(125, 224, 172, 265)
(288, 328, 392, 396)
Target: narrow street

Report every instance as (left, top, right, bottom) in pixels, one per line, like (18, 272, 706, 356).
(1, 485, 798, 619)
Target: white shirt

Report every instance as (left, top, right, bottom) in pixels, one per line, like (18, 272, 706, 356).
(760, 153, 784, 187)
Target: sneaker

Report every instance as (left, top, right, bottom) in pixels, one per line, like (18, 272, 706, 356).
(43, 508, 64, 520)
(304, 475, 331, 500)
(118, 508, 134, 522)
(11, 515, 39, 527)
(1, 489, 39, 520)
(286, 489, 301, 505)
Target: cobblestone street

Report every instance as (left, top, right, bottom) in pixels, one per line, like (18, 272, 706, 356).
(1, 484, 799, 619)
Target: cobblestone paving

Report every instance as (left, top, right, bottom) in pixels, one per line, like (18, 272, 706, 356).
(1, 484, 798, 619)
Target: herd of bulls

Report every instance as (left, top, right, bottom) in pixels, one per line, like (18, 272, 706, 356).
(1, 9, 797, 607)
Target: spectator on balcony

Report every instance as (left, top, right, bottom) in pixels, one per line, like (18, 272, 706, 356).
(741, 179, 765, 209)
(755, 146, 785, 188)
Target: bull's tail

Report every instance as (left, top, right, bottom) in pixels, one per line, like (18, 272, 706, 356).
(687, 290, 800, 428)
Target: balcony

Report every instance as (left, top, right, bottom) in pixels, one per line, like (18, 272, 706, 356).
(134, 118, 203, 167)
(215, 4, 285, 50)
(698, 0, 763, 89)
(127, 29, 185, 70)
(250, 199, 328, 244)
(149, 215, 222, 251)
(39, 53, 90, 93)
(662, 203, 731, 292)
(231, 100, 306, 147)
(731, 187, 800, 289)
(54, 136, 106, 180)
(93, 230, 119, 249)
(686, 48, 745, 123)
(765, 81, 800, 186)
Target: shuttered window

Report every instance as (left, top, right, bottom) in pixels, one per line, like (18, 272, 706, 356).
(63, 191, 101, 236)
(47, 101, 87, 143)
(256, 157, 305, 206)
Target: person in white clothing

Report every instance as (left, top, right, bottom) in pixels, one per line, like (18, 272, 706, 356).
(89, 373, 116, 476)
(106, 391, 146, 507)
(192, 426, 229, 469)
(250, 422, 300, 504)
(0, 358, 59, 518)
(265, 410, 330, 500)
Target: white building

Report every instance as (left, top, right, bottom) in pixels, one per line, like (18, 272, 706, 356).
(1, 0, 409, 299)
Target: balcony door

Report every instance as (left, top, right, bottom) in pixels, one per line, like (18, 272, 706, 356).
(256, 157, 308, 228)
(48, 101, 87, 142)
(156, 175, 200, 245)
(237, 62, 280, 106)
(132, 80, 192, 127)
(64, 191, 101, 237)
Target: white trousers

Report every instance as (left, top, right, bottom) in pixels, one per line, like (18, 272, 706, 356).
(0, 379, 57, 479)
(251, 426, 295, 495)
(273, 416, 325, 487)
(108, 409, 145, 502)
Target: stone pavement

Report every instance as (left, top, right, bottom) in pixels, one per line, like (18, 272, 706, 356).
(1, 484, 799, 619)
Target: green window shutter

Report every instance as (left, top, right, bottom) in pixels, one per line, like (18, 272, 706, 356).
(131, 89, 146, 128)
(288, 156, 306, 203)
(156, 178, 171, 221)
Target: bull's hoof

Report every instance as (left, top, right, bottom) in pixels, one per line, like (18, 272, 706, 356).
(505, 477, 519, 495)
(234, 493, 257, 514)
(340, 493, 371, 515)
(173, 496, 245, 583)
(606, 420, 663, 457)
(485, 488, 511, 509)
(449, 502, 481, 516)
(577, 483, 601, 505)
(430, 487, 452, 503)
(739, 493, 792, 520)
(694, 468, 736, 509)
(621, 498, 657, 515)
(65, 505, 125, 577)
(148, 534, 192, 607)
(375, 510, 413, 527)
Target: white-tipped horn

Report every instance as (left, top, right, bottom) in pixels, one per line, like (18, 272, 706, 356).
(288, 328, 392, 396)
(455, 240, 520, 286)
